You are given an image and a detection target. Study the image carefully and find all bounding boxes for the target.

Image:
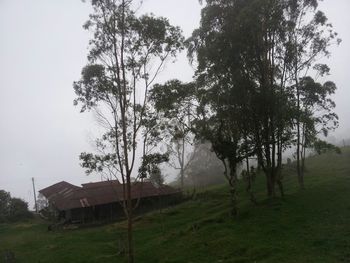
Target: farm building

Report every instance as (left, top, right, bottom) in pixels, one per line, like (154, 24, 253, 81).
(39, 180, 181, 223)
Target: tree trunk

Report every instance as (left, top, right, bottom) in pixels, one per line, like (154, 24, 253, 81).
(301, 123, 306, 181)
(265, 145, 275, 198)
(276, 136, 284, 198)
(126, 173, 134, 263)
(180, 136, 185, 189)
(245, 157, 257, 205)
(228, 159, 238, 217)
(296, 113, 304, 189)
(271, 128, 277, 198)
(295, 58, 304, 190)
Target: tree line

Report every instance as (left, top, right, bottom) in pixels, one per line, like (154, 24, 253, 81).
(73, 0, 340, 262)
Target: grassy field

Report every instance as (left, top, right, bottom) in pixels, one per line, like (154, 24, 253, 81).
(1, 147, 350, 263)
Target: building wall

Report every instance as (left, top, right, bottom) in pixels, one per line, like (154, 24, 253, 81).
(62, 193, 182, 224)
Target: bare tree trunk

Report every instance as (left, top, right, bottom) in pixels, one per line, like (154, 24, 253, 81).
(126, 172, 134, 263)
(301, 146, 306, 178)
(271, 125, 277, 198)
(295, 53, 304, 190)
(276, 135, 284, 198)
(301, 123, 306, 181)
(228, 158, 238, 217)
(181, 137, 185, 189)
(296, 113, 304, 189)
(265, 143, 275, 198)
(245, 157, 257, 205)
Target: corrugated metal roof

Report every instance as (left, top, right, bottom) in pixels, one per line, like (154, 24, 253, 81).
(81, 180, 120, 188)
(39, 180, 180, 211)
(39, 181, 81, 210)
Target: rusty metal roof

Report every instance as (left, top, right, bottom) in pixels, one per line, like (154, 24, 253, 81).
(39, 181, 81, 211)
(81, 180, 120, 188)
(39, 180, 180, 211)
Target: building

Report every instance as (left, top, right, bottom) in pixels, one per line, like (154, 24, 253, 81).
(39, 180, 181, 223)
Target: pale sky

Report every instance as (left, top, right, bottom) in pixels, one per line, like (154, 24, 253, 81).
(0, 0, 349, 207)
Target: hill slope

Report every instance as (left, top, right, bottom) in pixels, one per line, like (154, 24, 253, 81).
(1, 148, 350, 263)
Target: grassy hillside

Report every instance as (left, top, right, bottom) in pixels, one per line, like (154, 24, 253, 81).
(1, 148, 350, 263)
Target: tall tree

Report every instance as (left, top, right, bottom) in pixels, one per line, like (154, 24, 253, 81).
(283, 0, 341, 188)
(297, 76, 338, 177)
(188, 0, 292, 200)
(73, 1, 183, 262)
(188, 0, 339, 200)
(150, 80, 196, 189)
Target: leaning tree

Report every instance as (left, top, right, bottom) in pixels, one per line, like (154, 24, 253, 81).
(73, 1, 183, 262)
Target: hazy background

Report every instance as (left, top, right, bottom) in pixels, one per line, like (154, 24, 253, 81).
(0, 0, 348, 208)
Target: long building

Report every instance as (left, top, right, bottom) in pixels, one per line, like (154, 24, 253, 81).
(39, 180, 181, 223)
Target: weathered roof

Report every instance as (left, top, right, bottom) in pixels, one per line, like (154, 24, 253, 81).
(81, 180, 120, 188)
(39, 181, 81, 210)
(39, 180, 180, 211)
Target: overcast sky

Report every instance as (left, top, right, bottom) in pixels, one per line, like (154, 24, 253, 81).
(0, 0, 349, 207)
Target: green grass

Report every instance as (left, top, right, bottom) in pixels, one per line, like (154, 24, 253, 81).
(1, 147, 350, 263)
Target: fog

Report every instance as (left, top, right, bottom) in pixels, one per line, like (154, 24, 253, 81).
(0, 0, 349, 208)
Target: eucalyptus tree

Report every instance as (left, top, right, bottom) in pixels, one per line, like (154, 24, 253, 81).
(297, 76, 338, 178)
(283, 0, 341, 188)
(73, 1, 183, 262)
(150, 80, 196, 189)
(188, 0, 264, 211)
(194, 96, 254, 216)
(188, 0, 294, 200)
(184, 143, 227, 188)
(188, 0, 340, 200)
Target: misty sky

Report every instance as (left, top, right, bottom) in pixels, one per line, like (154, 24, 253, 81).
(0, 0, 349, 207)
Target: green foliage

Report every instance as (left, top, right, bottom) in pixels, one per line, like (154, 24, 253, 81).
(73, 0, 184, 181)
(185, 0, 340, 199)
(74, 3, 184, 260)
(80, 152, 118, 175)
(138, 153, 169, 179)
(151, 80, 196, 118)
(150, 79, 197, 189)
(8, 198, 32, 222)
(297, 76, 338, 146)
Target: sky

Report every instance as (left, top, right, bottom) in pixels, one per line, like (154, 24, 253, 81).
(0, 0, 349, 208)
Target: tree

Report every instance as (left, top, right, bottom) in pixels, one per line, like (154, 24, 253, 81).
(297, 77, 338, 179)
(150, 80, 196, 189)
(36, 193, 49, 212)
(313, 139, 341, 155)
(149, 166, 164, 187)
(187, 0, 339, 203)
(8, 198, 32, 221)
(0, 190, 32, 222)
(183, 143, 226, 188)
(282, 0, 341, 188)
(0, 190, 11, 222)
(73, 1, 183, 262)
(187, 0, 290, 209)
